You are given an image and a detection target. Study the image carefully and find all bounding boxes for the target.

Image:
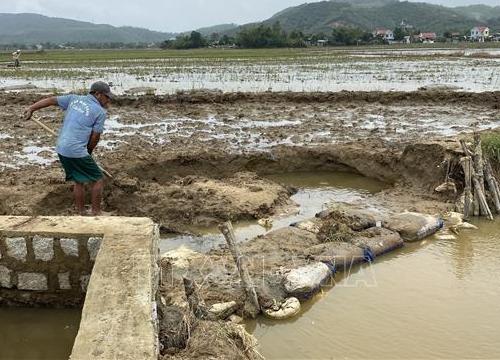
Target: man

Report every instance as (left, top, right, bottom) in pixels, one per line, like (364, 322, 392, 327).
(12, 50, 21, 67)
(24, 81, 114, 215)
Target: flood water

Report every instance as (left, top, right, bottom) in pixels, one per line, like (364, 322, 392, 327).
(248, 218, 500, 359)
(159, 171, 387, 253)
(0, 308, 80, 360)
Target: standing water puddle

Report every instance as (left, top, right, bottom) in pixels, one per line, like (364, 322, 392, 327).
(0, 308, 80, 360)
(248, 218, 500, 359)
(160, 171, 387, 253)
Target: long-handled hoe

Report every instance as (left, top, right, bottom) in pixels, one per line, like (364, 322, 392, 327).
(30, 114, 113, 179)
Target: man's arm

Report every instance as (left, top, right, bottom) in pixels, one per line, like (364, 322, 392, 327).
(23, 96, 58, 120)
(87, 131, 101, 155)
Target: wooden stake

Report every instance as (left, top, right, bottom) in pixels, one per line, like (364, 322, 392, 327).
(473, 175, 494, 220)
(473, 133, 485, 196)
(219, 221, 260, 316)
(460, 156, 473, 219)
(460, 139, 473, 157)
(484, 159, 500, 213)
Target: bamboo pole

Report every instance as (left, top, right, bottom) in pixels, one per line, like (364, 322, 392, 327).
(473, 133, 485, 195)
(484, 159, 500, 213)
(460, 139, 473, 157)
(460, 156, 473, 219)
(219, 221, 260, 316)
(473, 175, 494, 220)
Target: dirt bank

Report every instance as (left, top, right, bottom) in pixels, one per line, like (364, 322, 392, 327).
(0, 89, 491, 230)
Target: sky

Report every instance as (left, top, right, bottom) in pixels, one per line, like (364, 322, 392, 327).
(0, 0, 497, 33)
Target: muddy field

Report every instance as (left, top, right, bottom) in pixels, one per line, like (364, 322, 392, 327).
(1, 90, 498, 230)
(1, 87, 499, 358)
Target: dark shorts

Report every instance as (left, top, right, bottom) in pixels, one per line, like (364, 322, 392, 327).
(58, 154, 103, 184)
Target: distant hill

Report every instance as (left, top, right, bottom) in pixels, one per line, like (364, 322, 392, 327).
(0, 13, 175, 45)
(262, 1, 485, 34)
(195, 24, 239, 37)
(453, 5, 500, 22)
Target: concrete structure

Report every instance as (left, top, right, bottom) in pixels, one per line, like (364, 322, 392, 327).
(470, 26, 490, 42)
(418, 32, 437, 43)
(373, 28, 394, 42)
(0, 216, 159, 360)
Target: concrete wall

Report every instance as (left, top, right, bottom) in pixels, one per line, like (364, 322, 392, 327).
(0, 233, 102, 306)
(0, 216, 159, 360)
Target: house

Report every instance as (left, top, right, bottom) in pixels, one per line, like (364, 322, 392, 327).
(418, 32, 437, 43)
(316, 39, 328, 47)
(373, 28, 394, 42)
(470, 26, 490, 42)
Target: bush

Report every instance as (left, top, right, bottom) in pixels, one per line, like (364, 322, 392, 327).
(482, 131, 500, 164)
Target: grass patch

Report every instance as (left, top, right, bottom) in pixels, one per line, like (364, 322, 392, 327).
(482, 130, 500, 164)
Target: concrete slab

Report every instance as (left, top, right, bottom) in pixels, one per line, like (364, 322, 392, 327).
(0, 216, 159, 360)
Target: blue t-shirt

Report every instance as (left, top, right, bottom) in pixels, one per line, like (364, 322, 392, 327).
(55, 94, 106, 158)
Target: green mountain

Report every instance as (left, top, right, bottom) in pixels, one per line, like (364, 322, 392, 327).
(262, 1, 485, 34)
(195, 24, 239, 37)
(0, 13, 175, 45)
(453, 5, 500, 22)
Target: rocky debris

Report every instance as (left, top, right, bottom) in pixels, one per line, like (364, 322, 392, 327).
(284, 262, 333, 299)
(263, 297, 301, 320)
(383, 212, 444, 241)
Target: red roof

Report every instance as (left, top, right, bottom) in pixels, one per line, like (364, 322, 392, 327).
(419, 32, 437, 39)
(475, 26, 489, 33)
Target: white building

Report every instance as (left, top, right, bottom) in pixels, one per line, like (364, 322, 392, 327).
(470, 26, 490, 42)
(373, 28, 394, 42)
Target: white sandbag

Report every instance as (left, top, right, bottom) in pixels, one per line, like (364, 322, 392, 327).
(263, 297, 301, 320)
(284, 262, 333, 299)
(383, 212, 444, 242)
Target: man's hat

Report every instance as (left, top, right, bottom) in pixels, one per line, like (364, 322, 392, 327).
(90, 81, 115, 100)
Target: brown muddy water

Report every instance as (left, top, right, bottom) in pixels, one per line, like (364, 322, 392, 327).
(0, 308, 80, 360)
(159, 171, 387, 253)
(248, 218, 500, 359)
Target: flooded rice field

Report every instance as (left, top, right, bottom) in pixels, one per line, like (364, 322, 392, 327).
(1, 47, 500, 94)
(249, 218, 500, 359)
(0, 308, 80, 360)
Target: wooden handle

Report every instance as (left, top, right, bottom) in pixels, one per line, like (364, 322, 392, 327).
(30, 115, 113, 179)
(31, 116, 57, 137)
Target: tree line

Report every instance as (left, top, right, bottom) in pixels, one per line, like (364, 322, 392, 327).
(160, 22, 478, 50)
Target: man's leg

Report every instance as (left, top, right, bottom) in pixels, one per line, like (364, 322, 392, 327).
(74, 183, 85, 215)
(90, 179, 104, 215)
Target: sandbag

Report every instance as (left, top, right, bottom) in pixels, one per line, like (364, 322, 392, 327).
(306, 242, 365, 270)
(316, 202, 381, 231)
(383, 212, 443, 241)
(350, 227, 404, 256)
(284, 262, 333, 299)
(263, 297, 301, 320)
(291, 218, 322, 234)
